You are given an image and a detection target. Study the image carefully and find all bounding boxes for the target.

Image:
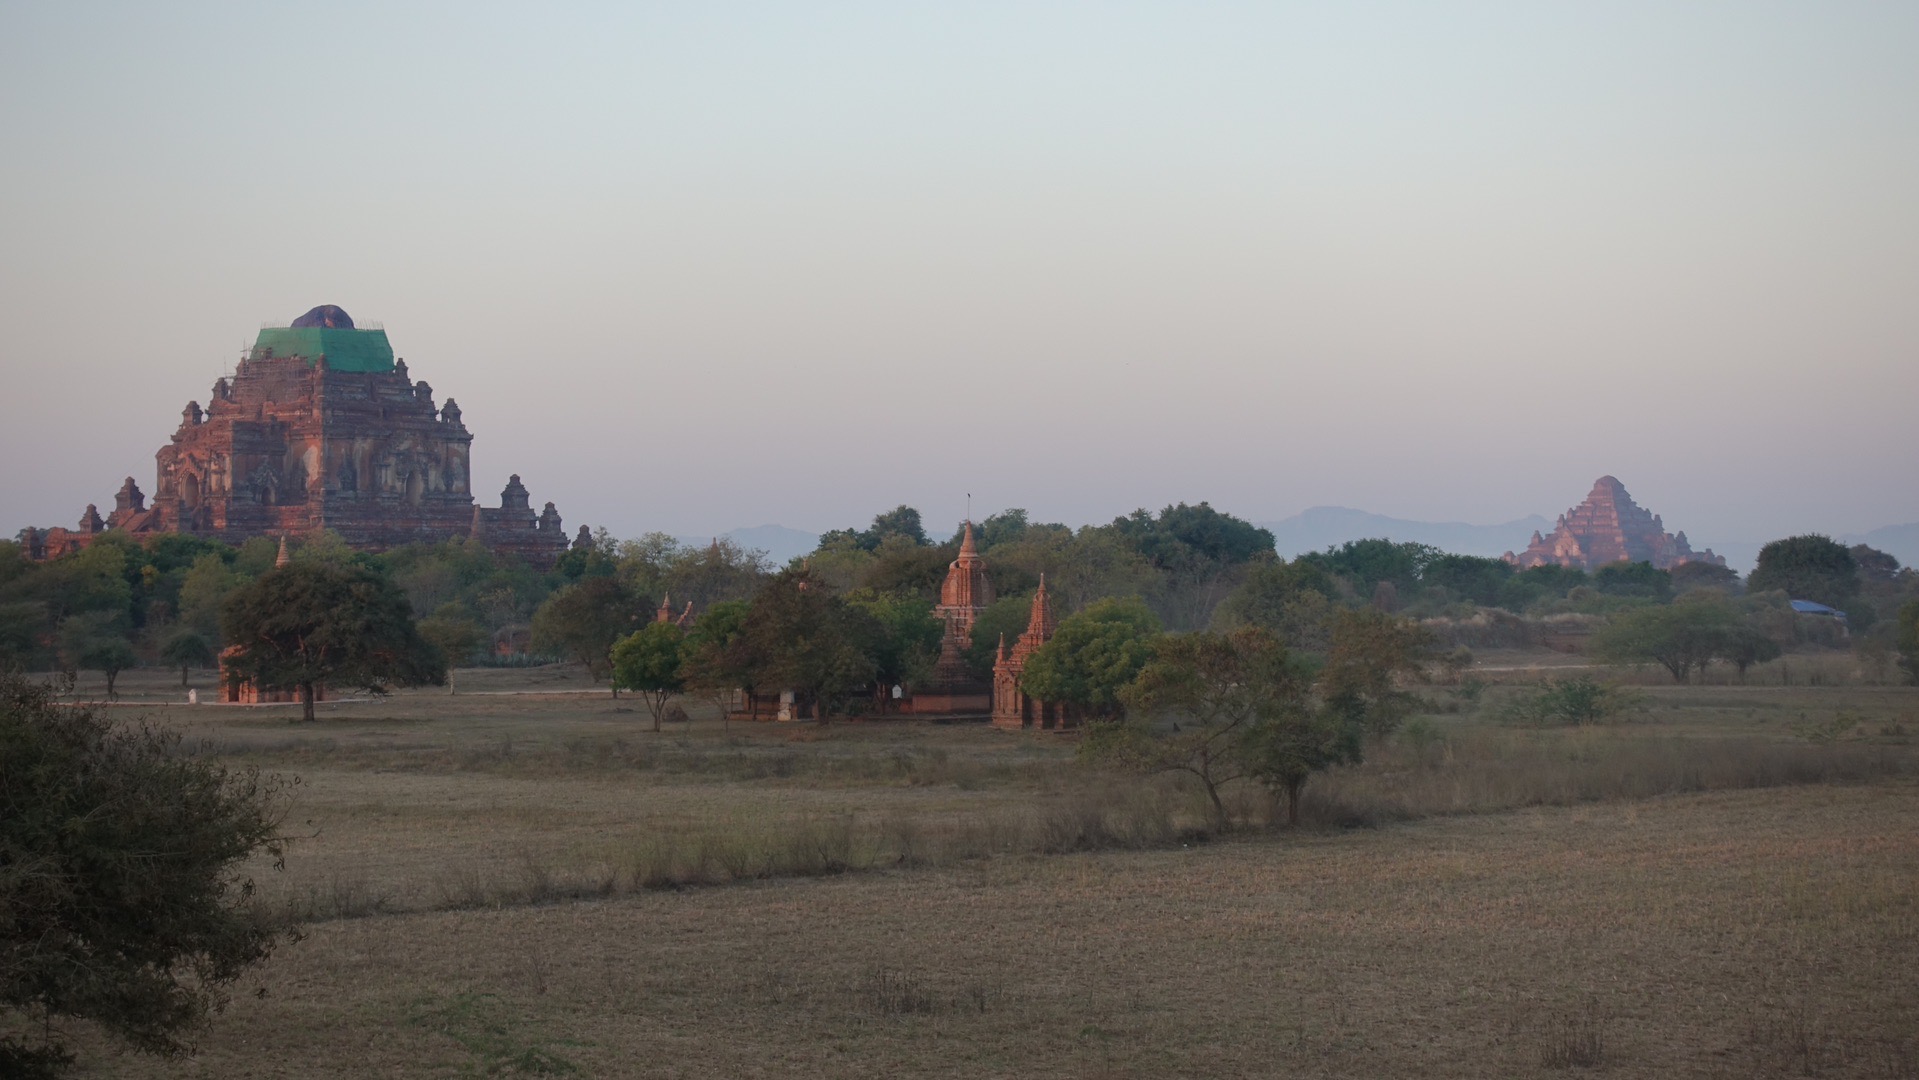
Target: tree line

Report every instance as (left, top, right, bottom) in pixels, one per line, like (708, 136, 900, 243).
(7, 509, 1919, 698)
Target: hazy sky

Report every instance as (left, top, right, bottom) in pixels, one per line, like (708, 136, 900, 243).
(3, 2, 1914, 547)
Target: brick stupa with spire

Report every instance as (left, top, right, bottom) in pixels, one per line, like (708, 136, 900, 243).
(909, 520, 997, 717)
(991, 574, 1074, 731)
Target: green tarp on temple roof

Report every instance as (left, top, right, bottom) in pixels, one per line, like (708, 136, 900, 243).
(248, 326, 395, 373)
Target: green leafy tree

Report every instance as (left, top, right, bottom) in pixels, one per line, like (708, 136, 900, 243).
(1212, 558, 1336, 634)
(1316, 608, 1437, 736)
(554, 527, 620, 582)
(30, 544, 133, 630)
(819, 505, 930, 553)
(1021, 597, 1161, 720)
(529, 577, 642, 693)
(1, 673, 293, 1077)
(139, 534, 233, 578)
(221, 563, 445, 721)
(666, 537, 771, 609)
(1096, 624, 1403, 828)
(230, 536, 282, 579)
(174, 554, 242, 644)
(57, 612, 138, 701)
(0, 539, 34, 592)
(614, 534, 770, 609)
(1109, 502, 1276, 569)
(1590, 596, 1741, 683)
(1669, 561, 1740, 594)
(1850, 544, 1902, 584)
(611, 622, 687, 731)
(614, 532, 689, 604)
(975, 508, 1038, 550)
(0, 601, 43, 671)
(843, 589, 943, 708)
(1748, 535, 1860, 609)
(1300, 538, 1437, 594)
(1420, 554, 1515, 607)
(1721, 625, 1783, 678)
(1243, 705, 1366, 827)
(286, 529, 366, 569)
(159, 629, 216, 688)
(1592, 561, 1673, 601)
(1106, 503, 1277, 630)
(133, 535, 235, 633)
(964, 593, 1039, 672)
(1514, 564, 1589, 603)
(679, 599, 752, 725)
(1897, 599, 1919, 685)
(731, 570, 876, 723)
(859, 535, 952, 598)
(1102, 626, 1319, 827)
(1004, 528, 1158, 617)
(1500, 676, 1634, 726)
(865, 505, 929, 548)
(383, 541, 483, 617)
(416, 607, 485, 669)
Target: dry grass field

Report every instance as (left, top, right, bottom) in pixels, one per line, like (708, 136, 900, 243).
(30, 659, 1919, 1078)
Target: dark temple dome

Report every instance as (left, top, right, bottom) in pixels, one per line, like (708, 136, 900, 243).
(291, 304, 355, 330)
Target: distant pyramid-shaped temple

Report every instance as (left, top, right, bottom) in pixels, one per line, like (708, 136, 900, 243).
(1505, 476, 1725, 572)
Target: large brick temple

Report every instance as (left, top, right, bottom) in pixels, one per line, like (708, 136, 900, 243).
(1504, 476, 1725, 572)
(23, 305, 583, 569)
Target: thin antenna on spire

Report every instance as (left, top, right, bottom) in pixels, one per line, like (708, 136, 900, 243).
(966, 492, 971, 522)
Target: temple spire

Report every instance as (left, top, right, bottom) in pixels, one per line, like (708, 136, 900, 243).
(1025, 573, 1056, 639)
(275, 535, 290, 568)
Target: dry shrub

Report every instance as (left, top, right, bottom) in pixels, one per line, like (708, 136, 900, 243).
(403, 992, 581, 1076)
(624, 812, 875, 890)
(1034, 783, 1183, 852)
(1537, 998, 1608, 1069)
(883, 814, 927, 867)
(853, 965, 1008, 1017)
(281, 870, 394, 921)
(434, 863, 494, 910)
(785, 814, 860, 875)
(858, 966, 940, 1016)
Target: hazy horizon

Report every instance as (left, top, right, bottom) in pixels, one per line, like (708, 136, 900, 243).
(4, 3, 1914, 547)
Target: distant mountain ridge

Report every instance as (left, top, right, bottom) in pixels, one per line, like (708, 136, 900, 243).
(1257, 507, 1552, 560)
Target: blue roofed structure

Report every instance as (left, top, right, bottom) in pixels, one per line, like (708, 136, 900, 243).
(1789, 599, 1847, 620)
